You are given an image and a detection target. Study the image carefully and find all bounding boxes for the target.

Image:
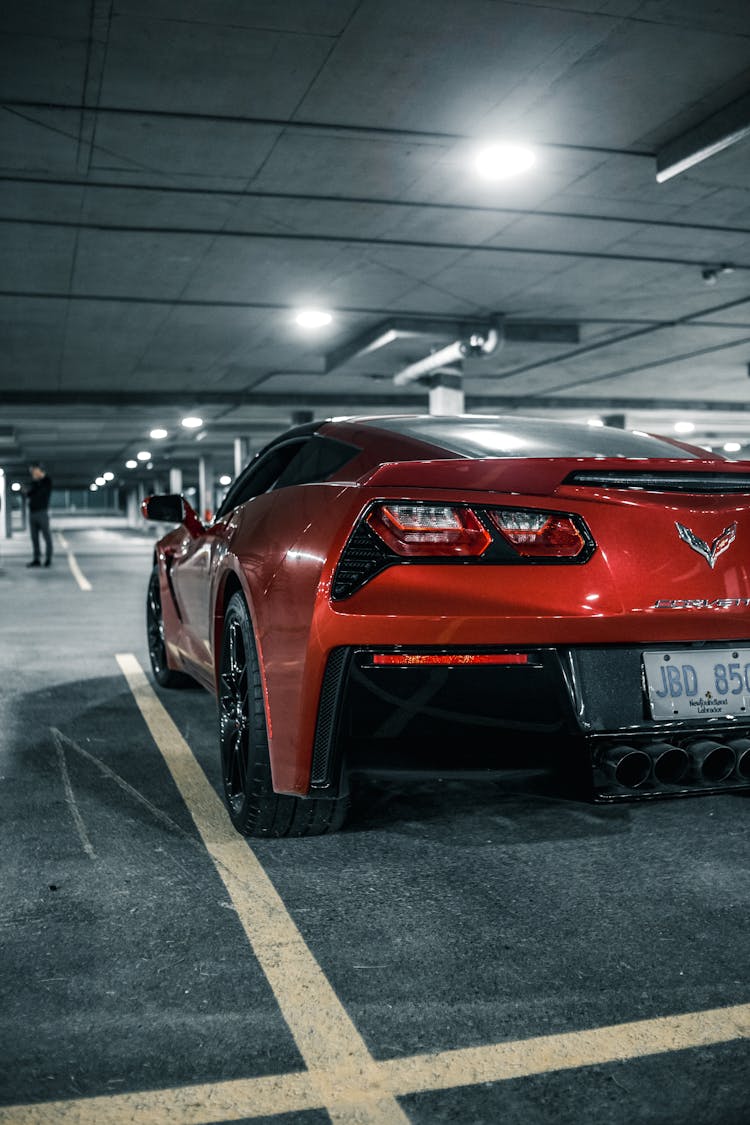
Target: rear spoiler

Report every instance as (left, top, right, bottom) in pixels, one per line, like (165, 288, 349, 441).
(359, 457, 750, 496)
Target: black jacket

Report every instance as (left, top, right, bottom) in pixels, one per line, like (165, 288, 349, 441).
(28, 476, 52, 512)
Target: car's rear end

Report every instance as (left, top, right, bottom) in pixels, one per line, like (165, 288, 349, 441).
(312, 435, 750, 803)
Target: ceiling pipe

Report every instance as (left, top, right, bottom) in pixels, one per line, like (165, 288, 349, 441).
(393, 328, 502, 387)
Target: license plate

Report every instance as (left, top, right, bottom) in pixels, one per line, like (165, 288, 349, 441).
(643, 649, 750, 719)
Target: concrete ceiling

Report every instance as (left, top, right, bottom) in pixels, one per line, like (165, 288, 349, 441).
(2, 0, 750, 487)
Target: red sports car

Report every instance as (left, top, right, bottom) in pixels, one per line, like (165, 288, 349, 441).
(143, 414, 750, 835)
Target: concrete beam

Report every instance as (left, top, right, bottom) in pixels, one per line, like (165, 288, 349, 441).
(656, 91, 750, 183)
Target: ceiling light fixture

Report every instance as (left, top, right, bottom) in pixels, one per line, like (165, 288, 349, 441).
(136, 450, 151, 461)
(181, 416, 203, 429)
(125, 459, 137, 469)
(150, 428, 168, 439)
(295, 309, 333, 329)
(674, 421, 695, 434)
(11, 482, 21, 492)
(723, 442, 741, 453)
(95, 476, 106, 486)
(219, 475, 232, 486)
(103, 471, 115, 481)
(89, 483, 98, 491)
(475, 142, 536, 181)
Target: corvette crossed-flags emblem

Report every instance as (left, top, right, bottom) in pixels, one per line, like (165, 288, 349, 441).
(675, 521, 737, 569)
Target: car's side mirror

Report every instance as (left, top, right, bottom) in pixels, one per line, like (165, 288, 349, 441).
(141, 494, 204, 535)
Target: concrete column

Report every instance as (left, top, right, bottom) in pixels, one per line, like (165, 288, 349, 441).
(198, 456, 214, 522)
(0, 471, 10, 539)
(233, 438, 248, 479)
(126, 488, 140, 528)
(428, 372, 465, 415)
(169, 467, 183, 494)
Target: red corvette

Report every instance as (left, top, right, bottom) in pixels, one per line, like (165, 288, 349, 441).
(143, 414, 750, 835)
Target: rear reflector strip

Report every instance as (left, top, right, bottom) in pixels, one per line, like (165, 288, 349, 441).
(372, 653, 529, 666)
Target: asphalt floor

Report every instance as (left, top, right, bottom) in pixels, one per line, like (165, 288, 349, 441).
(0, 519, 748, 1124)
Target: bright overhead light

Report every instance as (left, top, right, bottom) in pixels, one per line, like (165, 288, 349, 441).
(11, 482, 22, 492)
(586, 417, 605, 428)
(181, 416, 203, 429)
(475, 142, 536, 181)
(674, 421, 695, 434)
(295, 309, 333, 329)
(150, 428, 168, 440)
(103, 471, 115, 481)
(95, 476, 106, 486)
(723, 442, 741, 453)
(125, 459, 138, 469)
(136, 450, 151, 461)
(89, 483, 98, 491)
(219, 474, 232, 486)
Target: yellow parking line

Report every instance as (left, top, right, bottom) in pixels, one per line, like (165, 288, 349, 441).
(113, 653, 408, 1125)
(381, 1000, 750, 1095)
(2, 1000, 748, 1124)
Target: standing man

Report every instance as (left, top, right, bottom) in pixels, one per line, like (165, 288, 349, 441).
(26, 462, 53, 568)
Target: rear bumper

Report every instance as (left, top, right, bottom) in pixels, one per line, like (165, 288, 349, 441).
(310, 642, 750, 801)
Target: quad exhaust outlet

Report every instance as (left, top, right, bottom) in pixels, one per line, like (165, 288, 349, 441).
(596, 735, 749, 797)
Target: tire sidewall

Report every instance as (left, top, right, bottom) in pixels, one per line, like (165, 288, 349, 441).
(219, 592, 271, 829)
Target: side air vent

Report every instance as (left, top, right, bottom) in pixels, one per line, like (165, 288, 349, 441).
(331, 522, 393, 600)
(564, 471, 750, 494)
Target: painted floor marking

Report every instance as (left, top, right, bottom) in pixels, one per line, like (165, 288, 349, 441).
(114, 652, 408, 1125)
(2, 1001, 748, 1124)
(1, 654, 746, 1125)
(56, 531, 92, 591)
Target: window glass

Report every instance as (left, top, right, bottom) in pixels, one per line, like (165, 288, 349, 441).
(373, 416, 700, 460)
(217, 439, 308, 516)
(273, 435, 359, 490)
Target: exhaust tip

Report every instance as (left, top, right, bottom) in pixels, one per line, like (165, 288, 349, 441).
(727, 739, 750, 781)
(650, 744, 689, 785)
(687, 740, 736, 783)
(612, 749, 652, 789)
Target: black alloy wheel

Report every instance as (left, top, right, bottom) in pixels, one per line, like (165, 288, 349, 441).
(146, 566, 191, 688)
(218, 591, 348, 837)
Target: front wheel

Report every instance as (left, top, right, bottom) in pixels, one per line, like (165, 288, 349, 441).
(218, 592, 348, 837)
(146, 566, 192, 688)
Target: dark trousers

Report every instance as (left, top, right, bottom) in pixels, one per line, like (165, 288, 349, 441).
(29, 510, 52, 562)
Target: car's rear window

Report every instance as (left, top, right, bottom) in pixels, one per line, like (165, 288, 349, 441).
(373, 416, 701, 460)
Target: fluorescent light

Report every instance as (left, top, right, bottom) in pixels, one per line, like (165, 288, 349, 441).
(723, 442, 741, 453)
(150, 428, 168, 439)
(181, 416, 203, 429)
(587, 417, 605, 428)
(219, 474, 232, 486)
(475, 143, 536, 181)
(295, 309, 333, 329)
(103, 471, 115, 481)
(674, 421, 695, 434)
(136, 450, 151, 461)
(89, 483, 98, 491)
(95, 476, 106, 486)
(11, 482, 21, 492)
(125, 459, 138, 469)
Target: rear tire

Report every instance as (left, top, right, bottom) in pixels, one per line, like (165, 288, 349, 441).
(146, 566, 193, 688)
(218, 592, 348, 837)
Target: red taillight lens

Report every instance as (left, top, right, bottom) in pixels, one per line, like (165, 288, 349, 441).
(367, 503, 491, 557)
(490, 509, 585, 558)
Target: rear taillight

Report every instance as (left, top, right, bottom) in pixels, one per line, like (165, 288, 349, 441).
(489, 509, 585, 558)
(372, 652, 529, 666)
(367, 503, 491, 557)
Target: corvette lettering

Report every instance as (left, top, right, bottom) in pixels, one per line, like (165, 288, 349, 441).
(653, 598, 750, 609)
